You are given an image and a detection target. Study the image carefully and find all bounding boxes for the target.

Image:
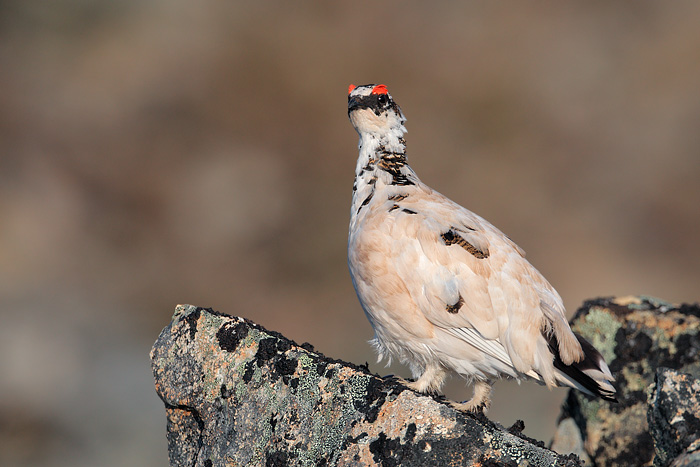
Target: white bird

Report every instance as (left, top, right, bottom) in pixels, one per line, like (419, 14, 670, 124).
(347, 84, 616, 411)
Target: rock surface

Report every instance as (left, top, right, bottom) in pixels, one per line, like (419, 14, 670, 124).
(553, 296, 700, 467)
(151, 297, 700, 466)
(151, 305, 583, 466)
(648, 368, 700, 467)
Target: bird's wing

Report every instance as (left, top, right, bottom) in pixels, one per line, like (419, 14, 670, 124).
(446, 327, 543, 381)
(384, 184, 583, 379)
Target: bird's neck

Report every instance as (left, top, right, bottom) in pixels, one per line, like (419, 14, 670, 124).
(350, 130, 417, 219)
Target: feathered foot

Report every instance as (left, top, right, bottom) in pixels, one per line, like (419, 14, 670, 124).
(450, 380, 493, 413)
(391, 365, 447, 394)
(404, 365, 447, 394)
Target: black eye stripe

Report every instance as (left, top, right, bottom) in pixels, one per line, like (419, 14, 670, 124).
(348, 94, 396, 114)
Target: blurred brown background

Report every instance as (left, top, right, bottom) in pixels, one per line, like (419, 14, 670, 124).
(1, 1, 699, 465)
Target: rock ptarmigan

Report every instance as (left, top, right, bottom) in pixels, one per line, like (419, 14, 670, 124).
(347, 83, 616, 411)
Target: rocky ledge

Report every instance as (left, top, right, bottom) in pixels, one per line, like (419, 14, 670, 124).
(553, 296, 700, 467)
(151, 296, 699, 466)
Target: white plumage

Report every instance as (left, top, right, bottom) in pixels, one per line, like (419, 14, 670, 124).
(346, 84, 616, 411)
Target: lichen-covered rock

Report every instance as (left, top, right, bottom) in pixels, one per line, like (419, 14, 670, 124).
(550, 418, 591, 466)
(648, 368, 700, 467)
(669, 440, 700, 467)
(151, 305, 582, 466)
(555, 296, 700, 467)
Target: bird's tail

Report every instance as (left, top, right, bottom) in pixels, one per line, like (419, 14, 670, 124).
(548, 332, 618, 402)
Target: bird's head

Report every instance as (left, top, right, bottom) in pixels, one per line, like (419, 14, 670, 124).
(348, 84, 406, 136)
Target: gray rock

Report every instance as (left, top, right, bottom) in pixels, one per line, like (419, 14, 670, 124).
(648, 368, 700, 467)
(151, 305, 583, 466)
(555, 296, 700, 467)
(551, 417, 592, 465)
(670, 440, 700, 467)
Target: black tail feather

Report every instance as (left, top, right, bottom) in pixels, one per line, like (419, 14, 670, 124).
(545, 332, 618, 402)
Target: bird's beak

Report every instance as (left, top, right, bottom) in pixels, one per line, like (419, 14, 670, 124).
(348, 95, 362, 113)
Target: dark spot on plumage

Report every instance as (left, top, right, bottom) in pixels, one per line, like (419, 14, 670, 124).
(446, 295, 464, 314)
(373, 148, 415, 186)
(402, 208, 416, 215)
(361, 159, 376, 174)
(379, 150, 406, 163)
(357, 191, 374, 215)
(388, 204, 400, 212)
(388, 194, 408, 201)
(378, 153, 407, 173)
(390, 174, 415, 186)
(440, 228, 489, 259)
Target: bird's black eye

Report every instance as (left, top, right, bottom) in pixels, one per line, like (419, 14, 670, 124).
(377, 94, 388, 106)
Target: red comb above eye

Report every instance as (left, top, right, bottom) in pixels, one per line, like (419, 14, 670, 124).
(348, 84, 356, 94)
(371, 84, 388, 95)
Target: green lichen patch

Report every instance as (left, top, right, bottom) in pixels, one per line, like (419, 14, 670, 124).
(572, 306, 622, 364)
